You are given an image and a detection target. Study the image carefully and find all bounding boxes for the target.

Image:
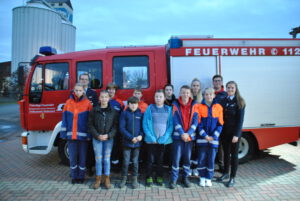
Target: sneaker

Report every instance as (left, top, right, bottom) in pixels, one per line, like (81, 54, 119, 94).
(169, 181, 176, 189)
(119, 176, 127, 189)
(146, 177, 153, 187)
(192, 169, 199, 177)
(199, 177, 205, 187)
(156, 177, 163, 186)
(206, 179, 212, 187)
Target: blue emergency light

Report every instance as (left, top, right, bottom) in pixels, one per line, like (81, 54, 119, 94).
(168, 37, 182, 48)
(39, 46, 57, 56)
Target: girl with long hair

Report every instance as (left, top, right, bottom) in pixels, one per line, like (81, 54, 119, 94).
(217, 81, 245, 187)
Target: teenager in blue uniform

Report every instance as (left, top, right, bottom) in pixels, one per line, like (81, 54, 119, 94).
(61, 83, 92, 184)
(217, 81, 245, 187)
(196, 88, 223, 187)
(169, 85, 199, 189)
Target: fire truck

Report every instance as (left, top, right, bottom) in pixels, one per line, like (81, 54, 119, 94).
(19, 36, 300, 165)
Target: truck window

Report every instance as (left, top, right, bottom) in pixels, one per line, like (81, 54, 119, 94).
(29, 64, 43, 103)
(44, 63, 69, 91)
(113, 56, 149, 89)
(77, 61, 102, 89)
(30, 64, 43, 93)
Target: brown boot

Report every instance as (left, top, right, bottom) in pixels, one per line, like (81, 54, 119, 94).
(93, 175, 101, 189)
(104, 175, 111, 189)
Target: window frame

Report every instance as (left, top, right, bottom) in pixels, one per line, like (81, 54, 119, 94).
(112, 55, 150, 90)
(44, 62, 69, 91)
(76, 60, 103, 89)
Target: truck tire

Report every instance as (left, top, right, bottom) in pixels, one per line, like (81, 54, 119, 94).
(238, 133, 257, 164)
(58, 139, 69, 166)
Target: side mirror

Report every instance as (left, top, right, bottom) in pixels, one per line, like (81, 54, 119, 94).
(18, 66, 25, 86)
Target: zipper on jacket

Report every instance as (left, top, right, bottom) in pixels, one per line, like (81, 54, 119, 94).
(132, 112, 135, 138)
(103, 111, 106, 131)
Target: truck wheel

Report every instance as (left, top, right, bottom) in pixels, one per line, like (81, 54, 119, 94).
(238, 133, 257, 164)
(58, 139, 69, 166)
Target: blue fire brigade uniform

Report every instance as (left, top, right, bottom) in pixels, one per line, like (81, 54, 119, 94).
(171, 99, 199, 182)
(196, 99, 223, 180)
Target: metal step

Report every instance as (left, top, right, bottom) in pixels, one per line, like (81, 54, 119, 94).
(29, 146, 47, 150)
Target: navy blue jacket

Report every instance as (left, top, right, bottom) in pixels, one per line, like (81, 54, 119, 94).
(220, 97, 245, 138)
(119, 107, 144, 148)
(86, 88, 98, 107)
(214, 90, 227, 104)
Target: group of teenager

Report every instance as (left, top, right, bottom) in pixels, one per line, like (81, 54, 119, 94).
(60, 73, 245, 190)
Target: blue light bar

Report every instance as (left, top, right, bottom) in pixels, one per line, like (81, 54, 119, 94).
(39, 46, 57, 56)
(168, 38, 182, 48)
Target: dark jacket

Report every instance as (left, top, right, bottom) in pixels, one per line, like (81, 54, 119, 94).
(221, 97, 245, 138)
(164, 95, 176, 106)
(214, 90, 227, 104)
(88, 105, 119, 140)
(86, 88, 98, 107)
(119, 108, 144, 148)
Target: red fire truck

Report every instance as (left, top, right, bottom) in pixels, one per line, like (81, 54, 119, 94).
(19, 36, 300, 164)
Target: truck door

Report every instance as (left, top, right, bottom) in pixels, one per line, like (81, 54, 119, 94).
(27, 62, 70, 130)
(107, 52, 156, 103)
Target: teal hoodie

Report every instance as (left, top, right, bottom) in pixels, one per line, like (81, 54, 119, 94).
(142, 104, 173, 144)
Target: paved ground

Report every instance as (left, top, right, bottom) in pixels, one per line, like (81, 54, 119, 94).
(0, 102, 300, 200)
(0, 98, 20, 139)
(1, 132, 300, 201)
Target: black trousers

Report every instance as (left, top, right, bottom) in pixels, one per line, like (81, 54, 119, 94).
(146, 144, 165, 178)
(221, 136, 240, 178)
(86, 140, 95, 169)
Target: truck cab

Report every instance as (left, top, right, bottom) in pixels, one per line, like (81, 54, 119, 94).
(20, 45, 168, 164)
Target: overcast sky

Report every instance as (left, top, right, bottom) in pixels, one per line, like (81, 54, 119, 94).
(0, 0, 299, 62)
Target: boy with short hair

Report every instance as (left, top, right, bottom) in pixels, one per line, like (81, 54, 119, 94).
(164, 84, 176, 106)
(170, 85, 199, 189)
(119, 96, 144, 189)
(133, 88, 148, 113)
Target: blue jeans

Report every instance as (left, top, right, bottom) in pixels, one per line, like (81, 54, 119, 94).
(67, 140, 88, 179)
(122, 147, 140, 176)
(197, 146, 217, 179)
(93, 138, 114, 176)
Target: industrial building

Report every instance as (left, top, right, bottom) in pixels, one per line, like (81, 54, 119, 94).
(11, 0, 76, 73)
